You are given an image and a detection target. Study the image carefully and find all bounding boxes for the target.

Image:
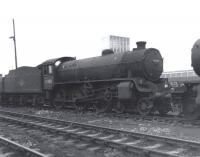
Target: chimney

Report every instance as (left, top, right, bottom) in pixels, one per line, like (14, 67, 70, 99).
(136, 41, 146, 49)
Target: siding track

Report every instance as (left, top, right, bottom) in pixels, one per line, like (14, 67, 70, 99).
(0, 110, 199, 157)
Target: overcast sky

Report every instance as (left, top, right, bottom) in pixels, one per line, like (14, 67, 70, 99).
(0, 0, 199, 74)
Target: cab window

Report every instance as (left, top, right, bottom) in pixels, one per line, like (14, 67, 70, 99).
(43, 66, 48, 75)
(43, 65, 53, 75)
(48, 65, 53, 74)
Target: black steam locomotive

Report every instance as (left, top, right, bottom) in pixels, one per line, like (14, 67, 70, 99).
(166, 39, 200, 119)
(180, 39, 200, 118)
(0, 41, 171, 115)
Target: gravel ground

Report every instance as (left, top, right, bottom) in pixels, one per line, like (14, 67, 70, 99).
(0, 106, 200, 150)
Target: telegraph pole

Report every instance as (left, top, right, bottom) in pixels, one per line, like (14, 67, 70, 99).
(9, 19, 18, 69)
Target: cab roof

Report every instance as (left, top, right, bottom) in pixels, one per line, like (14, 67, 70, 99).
(37, 57, 75, 68)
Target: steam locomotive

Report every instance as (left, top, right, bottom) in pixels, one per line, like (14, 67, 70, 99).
(0, 41, 171, 115)
(165, 39, 200, 119)
(181, 39, 200, 118)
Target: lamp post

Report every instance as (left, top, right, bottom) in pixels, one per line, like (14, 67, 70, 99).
(9, 19, 18, 69)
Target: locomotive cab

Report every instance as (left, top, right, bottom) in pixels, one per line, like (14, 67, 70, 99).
(38, 57, 76, 95)
(37, 57, 76, 104)
(42, 64, 54, 90)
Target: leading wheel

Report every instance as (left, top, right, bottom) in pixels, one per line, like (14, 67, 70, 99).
(137, 98, 153, 116)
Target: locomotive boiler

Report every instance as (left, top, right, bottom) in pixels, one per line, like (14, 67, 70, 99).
(0, 41, 171, 115)
(56, 42, 163, 82)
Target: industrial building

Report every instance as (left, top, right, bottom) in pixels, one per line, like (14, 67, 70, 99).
(161, 70, 200, 82)
(102, 35, 130, 53)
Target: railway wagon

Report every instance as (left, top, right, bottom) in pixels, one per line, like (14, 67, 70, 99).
(0, 41, 171, 115)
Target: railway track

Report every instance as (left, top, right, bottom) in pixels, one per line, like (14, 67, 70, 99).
(41, 107, 200, 128)
(2, 106, 199, 128)
(0, 135, 47, 157)
(0, 110, 199, 156)
(75, 109, 200, 128)
(107, 113, 200, 127)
